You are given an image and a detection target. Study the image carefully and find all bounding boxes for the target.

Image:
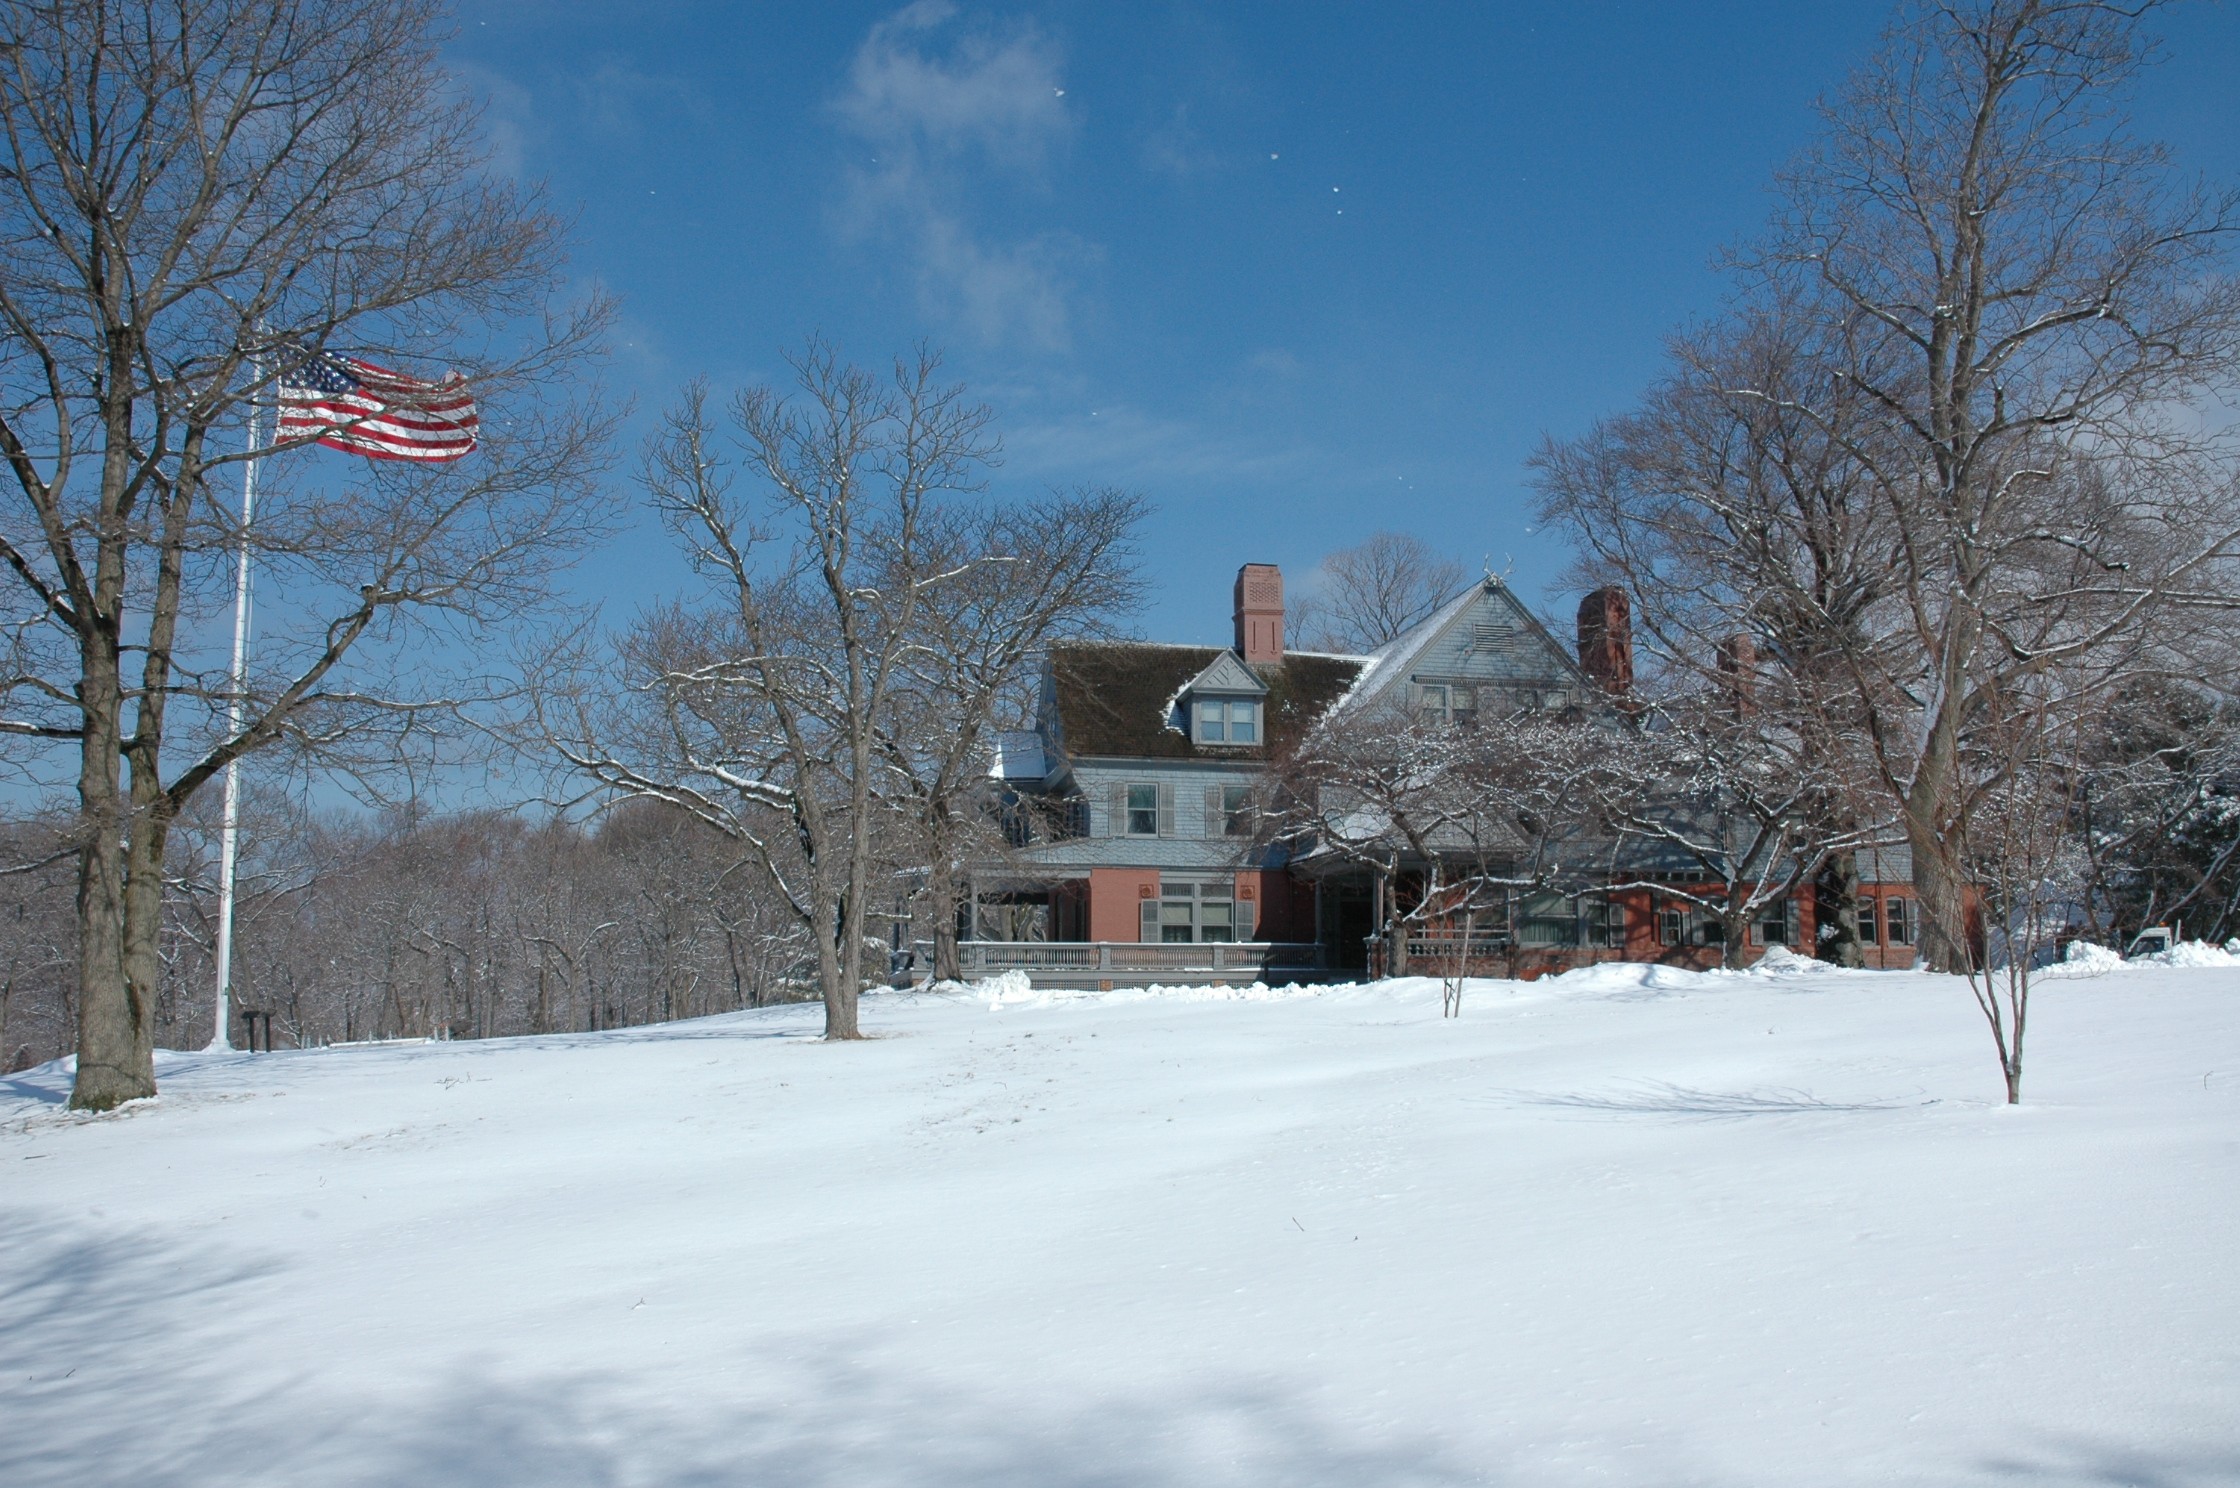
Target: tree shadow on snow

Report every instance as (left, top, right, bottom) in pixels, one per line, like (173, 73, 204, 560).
(1488, 1080, 1933, 1122)
(0, 1212, 1494, 1488)
(5, 1211, 2230, 1488)
(1976, 1438, 2240, 1487)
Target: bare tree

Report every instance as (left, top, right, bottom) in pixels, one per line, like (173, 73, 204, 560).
(1942, 693, 2096, 1102)
(1538, 1, 2240, 976)
(542, 345, 1000, 1040)
(1291, 532, 1468, 654)
(0, 0, 613, 1108)
(1277, 695, 1607, 979)
(1582, 690, 1886, 969)
(877, 488, 1145, 982)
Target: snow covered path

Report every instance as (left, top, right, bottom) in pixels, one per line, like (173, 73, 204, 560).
(4, 964, 2237, 1486)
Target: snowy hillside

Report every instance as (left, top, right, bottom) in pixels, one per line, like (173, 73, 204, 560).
(4, 961, 2237, 1487)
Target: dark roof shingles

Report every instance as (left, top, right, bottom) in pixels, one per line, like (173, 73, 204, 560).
(1049, 643, 1362, 761)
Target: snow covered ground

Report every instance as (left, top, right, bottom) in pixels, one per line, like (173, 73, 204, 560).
(4, 957, 2237, 1487)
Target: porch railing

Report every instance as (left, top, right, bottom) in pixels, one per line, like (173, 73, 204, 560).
(956, 941, 1325, 978)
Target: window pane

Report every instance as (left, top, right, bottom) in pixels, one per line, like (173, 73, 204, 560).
(1223, 785, 1252, 836)
(1229, 701, 1257, 743)
(1198, 703, 1225, 742)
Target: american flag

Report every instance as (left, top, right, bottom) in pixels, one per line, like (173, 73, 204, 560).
(276, 349, 478, 463)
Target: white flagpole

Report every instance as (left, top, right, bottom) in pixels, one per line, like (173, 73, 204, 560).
(209, 377, 261, 1053)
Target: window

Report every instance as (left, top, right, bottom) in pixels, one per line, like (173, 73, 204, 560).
(1757, 900, 1795, 949)
(1885, 896, 1913, 946)
(1126, 783, 1158, 836)
(1582, 896, 1624, 948)
(1222, 785, 1253, 837)
(1150, 880, 1238, 943)
(1658, 904, 1726, 947)
(1196, 697, 1260, 745)
(1517, 890, 1579, 948)
(1418, 684, 1449, 725)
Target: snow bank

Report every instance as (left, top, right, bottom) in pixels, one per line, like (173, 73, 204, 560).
(2043, 937, 2240, 977)
(2140, 938, 2240, 969)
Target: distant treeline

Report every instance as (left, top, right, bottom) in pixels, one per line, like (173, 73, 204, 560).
(1, 799, 816, 1070)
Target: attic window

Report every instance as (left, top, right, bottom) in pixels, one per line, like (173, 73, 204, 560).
(1196, 697, 1260, 745)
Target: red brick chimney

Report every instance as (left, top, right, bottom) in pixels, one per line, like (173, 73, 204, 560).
(1718, 633, 1758, 717)
(1576, 587, 1633, 695)
(1234, 563, 1284, 664)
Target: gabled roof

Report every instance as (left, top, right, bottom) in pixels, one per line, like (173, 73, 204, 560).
(1334, 577, 1590, 716)
(990, 730, 1047, 781)
(1045, 643, 1365, 762)
(1183, 650, 1268, 697)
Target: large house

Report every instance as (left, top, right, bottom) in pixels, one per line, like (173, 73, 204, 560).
(957, 563, 1924, 987)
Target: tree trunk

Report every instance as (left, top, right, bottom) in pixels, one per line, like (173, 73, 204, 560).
(929, 857, 963, 984)
(1721, 892, 1749, 971)
(1815, 852, 1865, 967)
(69, 645, 156, 1110)
(1905, 811, 1973, 973)
(820, 885, 863, 1041)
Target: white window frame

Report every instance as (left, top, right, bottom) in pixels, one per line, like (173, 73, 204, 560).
(1196, 696, 1260, 745)
(1221, 784, 1253, 837)
(1153, 879, 1240, 943)
(1125, 783, 1159, 837)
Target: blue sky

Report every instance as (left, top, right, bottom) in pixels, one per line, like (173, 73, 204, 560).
(446, 1, 2240, 646)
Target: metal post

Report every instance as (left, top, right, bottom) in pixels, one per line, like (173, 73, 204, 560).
(208, 383, 260, 1052)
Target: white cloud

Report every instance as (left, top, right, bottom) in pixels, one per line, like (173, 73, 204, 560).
(1003, 403, 1320, 487)
(1140, 102, 1221, 179)
(833, 2, 1091, 351)
(448, 61, 537, 180)
(576, 60, 713, 141)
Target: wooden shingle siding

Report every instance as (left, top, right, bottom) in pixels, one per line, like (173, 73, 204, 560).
(1407, 587, 1578, 688)
(1073, 760, 1265, 841)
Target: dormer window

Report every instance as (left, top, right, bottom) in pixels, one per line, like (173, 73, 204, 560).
(1196, 696, 1260, 745)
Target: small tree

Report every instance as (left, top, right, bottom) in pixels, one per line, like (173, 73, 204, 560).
(1938, 697, 2092, 1103)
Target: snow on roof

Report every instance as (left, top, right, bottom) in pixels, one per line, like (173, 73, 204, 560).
(1326, 579, 1497, 715)
(990, 730, 1048, 782)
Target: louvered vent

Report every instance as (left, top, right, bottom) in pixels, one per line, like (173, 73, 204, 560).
(1471, 620, 1513, 649)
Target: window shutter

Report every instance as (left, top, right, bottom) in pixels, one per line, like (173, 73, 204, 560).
(1157, 781, 1176, 836)
(1139, 897, 1158, 943)
(1106, 782, 1125, 837)
(1236, 893, 1256, 942)
(1204, 785, 1222, 838)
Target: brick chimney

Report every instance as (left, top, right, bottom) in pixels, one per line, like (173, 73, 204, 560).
(1234, 563, 1284, 664)
(1576, 586, 1633, 695)
(1717, 632, 1758, 717)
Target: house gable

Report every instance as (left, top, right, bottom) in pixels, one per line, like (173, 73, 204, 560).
(1342, 578, 1593, 720)
(1182, 650, 1268, 698)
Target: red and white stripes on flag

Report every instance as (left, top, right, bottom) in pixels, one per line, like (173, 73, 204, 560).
(276, 349, 478, 462)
